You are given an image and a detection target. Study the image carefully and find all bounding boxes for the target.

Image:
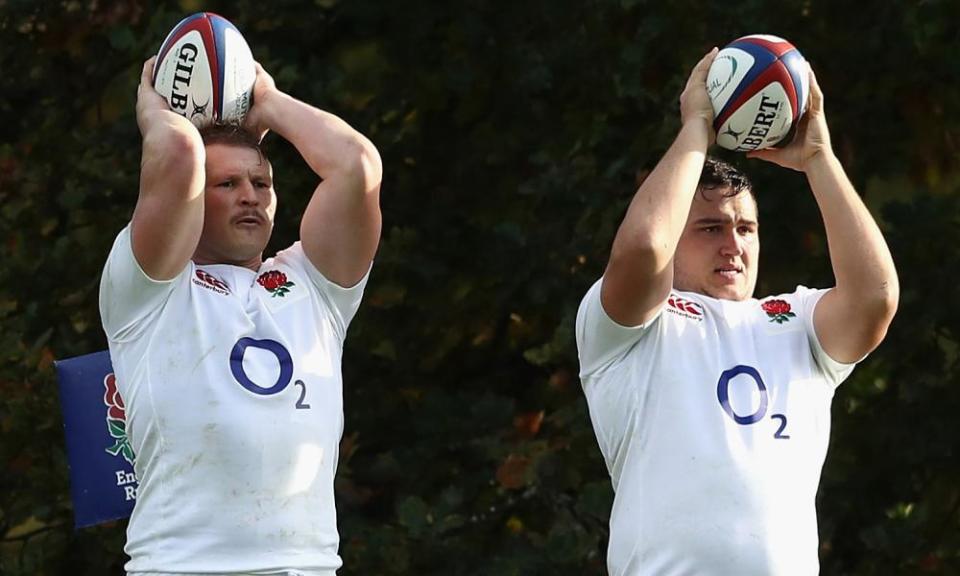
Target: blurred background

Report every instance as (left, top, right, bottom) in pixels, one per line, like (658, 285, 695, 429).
(1, 0, 958, 573)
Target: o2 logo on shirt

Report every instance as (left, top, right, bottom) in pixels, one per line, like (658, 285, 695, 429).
(716, 365, 789, 439)
(229, 337, 311, 409)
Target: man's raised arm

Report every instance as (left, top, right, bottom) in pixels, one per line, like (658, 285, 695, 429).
(750, 68, 899, 363)
(601, 48, 717, 326)
(130, 57, 206, 281)
(244, 64, 382, 288)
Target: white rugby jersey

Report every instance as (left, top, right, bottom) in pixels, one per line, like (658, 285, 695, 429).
(576, 278, 857, 576)
(100, 226, 368, 575)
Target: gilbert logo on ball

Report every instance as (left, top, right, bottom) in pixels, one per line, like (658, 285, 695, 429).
(707, 35, 809, 152)
(152, 12, 255, 128)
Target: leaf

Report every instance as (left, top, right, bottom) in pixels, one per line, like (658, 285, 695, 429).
(121, 443, 136, 465)
(495, 454, 531, 490)
(396, 496, 430, 537)
(107, 419, 126, 438)
(105, 440, 123, 457)
(513, 410, 545, 438)
(107, 26, 136, 52)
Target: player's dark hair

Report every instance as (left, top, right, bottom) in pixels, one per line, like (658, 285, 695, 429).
(698, 156, 753, 200)
(199, 125, 266, 159)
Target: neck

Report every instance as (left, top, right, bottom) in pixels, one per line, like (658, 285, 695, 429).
(192, 254, 262, 271)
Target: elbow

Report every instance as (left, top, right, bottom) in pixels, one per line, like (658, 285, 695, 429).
(879, 287, 899, 338)
(142, 123, 205, 171)
(608, 233, 671, 279)
(139, 122, 205, 201)
(610, 229, 671, 267)
(340, 135, 383, 195)
(848, 267, 900, 325)
(826, 276, 899, 361)
(861, 279, 900, 347)
(357, 137, 383, 194)
(884, 281, 900, 318)
(874, 272, 900, 326)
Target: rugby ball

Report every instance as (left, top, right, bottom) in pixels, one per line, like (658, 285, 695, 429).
(152, 13, 255, 128)
(707, 35, 809, 152)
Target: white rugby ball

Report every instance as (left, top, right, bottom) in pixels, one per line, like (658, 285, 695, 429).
(707, 35, 809, 152)
(152, 13, 255, 128)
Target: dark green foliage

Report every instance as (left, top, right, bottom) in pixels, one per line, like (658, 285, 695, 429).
(1, 0, 958, 573)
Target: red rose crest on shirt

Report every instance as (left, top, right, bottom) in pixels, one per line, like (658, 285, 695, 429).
(257, 270, 295, 297)
(762, 299, 796, 324)
(103, 373, 135, 465)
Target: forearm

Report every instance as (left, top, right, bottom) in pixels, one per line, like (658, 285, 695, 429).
(132, 110, 205, 280)
(807, 152, 899, 312)
(250, 87, 382, 285)
(610, 118, 711, 271)
(601, 119, 710, 325)
(256, 91, 382, 192)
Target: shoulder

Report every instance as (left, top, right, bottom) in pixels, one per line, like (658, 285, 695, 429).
(270, 242, 370, 292)
(100, 225, 194, 340)
(250, 245, 314, 303)
(756, 286, 829, 323)
(260, 242, 371, 337)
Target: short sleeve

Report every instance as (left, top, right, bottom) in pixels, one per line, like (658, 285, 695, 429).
(273, 242, 370, 340)
(99, 226, 184, 342)
(793, 285, 858, 388)
(576, 278, 660, 378)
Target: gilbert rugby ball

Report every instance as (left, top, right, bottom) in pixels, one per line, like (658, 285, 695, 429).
(707, 35, 809, 152)
(152, 13, 255, 128)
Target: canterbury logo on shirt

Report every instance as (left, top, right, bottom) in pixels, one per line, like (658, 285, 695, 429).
(193, 270, 231, 295)
(667, 295, 704, 321)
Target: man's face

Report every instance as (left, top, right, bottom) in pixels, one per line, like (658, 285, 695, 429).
(673, 187, 759, 301)
(194, 143, 276, 268)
